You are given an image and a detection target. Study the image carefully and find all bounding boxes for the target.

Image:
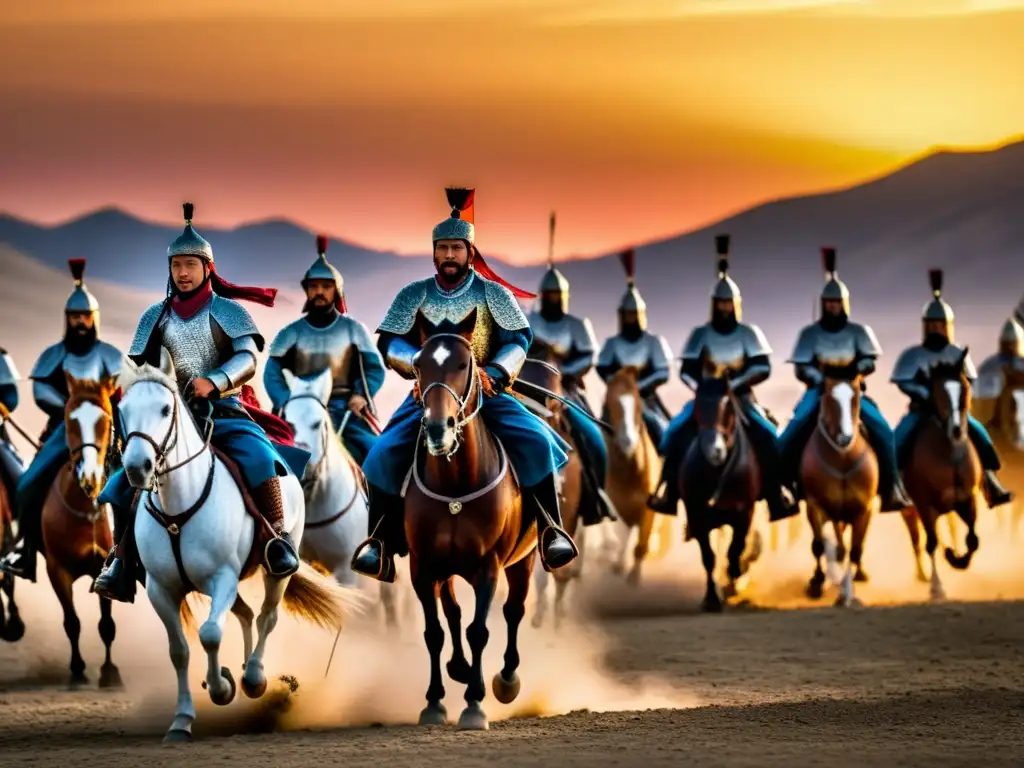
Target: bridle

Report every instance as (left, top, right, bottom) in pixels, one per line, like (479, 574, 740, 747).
(418, 334, 483, 459)
(280, 392, 347, 487)
(929, 372, 968, 444)
(816, 379, 860, 455)
(122, 379, 214, 484)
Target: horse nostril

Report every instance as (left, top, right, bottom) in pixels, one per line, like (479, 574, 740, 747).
(447, 416, 456, 428)
(143, 458, 153, 473)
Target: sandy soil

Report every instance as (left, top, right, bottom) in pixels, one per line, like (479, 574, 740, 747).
(1, 506, 1023, 768)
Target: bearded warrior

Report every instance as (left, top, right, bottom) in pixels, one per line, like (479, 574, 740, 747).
(0, 350, 25, 511)
(525, 212, 614, 524)
(595, 248, 673, 449)
(264, 235, 385, 464)
(649, 235, 796, 520)
(0, 261, 125, 582)
(974, 317, 1024, 402)
(350, 188, 578, 583)
(891, 269, 1013, 508)
(91, 203, 310, 603)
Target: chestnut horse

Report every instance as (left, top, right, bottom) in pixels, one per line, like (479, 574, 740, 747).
(900, 350, 982, 600)
(0, 442, 23, 642)
(603, 367, 660, 586)
(971, 364, 1024, 536)
(517, 359, 584, 630)
(679, 369, 762, 612)
(799, 365, 879, 608)
(45, 372, 120, 686)
(405, 321, 536, 731)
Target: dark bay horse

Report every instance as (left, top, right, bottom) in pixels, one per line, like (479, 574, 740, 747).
(517, 360, 584, 630)
(679, 370, 762, 612)
(901, 350, 982, 600)
(43, 372, 120, 687)
(406, 321, 536, 731)
(799, 365, 879, 607)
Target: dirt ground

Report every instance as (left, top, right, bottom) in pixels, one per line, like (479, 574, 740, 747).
(1, 510, 1023, 767)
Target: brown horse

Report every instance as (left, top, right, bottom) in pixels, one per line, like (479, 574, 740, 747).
(679, 369, 763, 612)
(603, 367, 660, 585)
(900, 350, 982, 601)
(799, 365, 879, 607)
(971, 365, 1024, 536)
(0, 443, 23, 642)
(405, 316, 536, 731)
(517, 360, 584, 630)
(42, 372, 120, 687)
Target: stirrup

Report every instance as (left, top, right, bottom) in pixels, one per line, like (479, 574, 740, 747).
(539, 525, 578, 572)
(264, 537, 300, 579)
(350, 539, 395, 583)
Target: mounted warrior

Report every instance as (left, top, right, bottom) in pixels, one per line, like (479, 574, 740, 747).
(974, 317, 1024, 403)
(0, 260, 125, 582)
(891, 269, 1013, 508)
(778, 247, 910, 512)
(350, 188, 578, 583)
(650, 234, 796, 521)
(524, 211, 615, 524)
(0, 350, 25, 514)
(264, 235, 385, 465)
(595, 248, 673, 451)
(91, 203, 310, 602)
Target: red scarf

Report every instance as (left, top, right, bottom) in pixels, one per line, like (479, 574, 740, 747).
(472, 248, 535, 300)
(171, 264, 278, 320)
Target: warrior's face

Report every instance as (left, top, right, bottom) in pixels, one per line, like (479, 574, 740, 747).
(170, 256, 207, 293)
(822, 299, 844, 318)
(923, 319, 950, 350)
(433, 239, 471, 286)
(539, 290, 565, 321)
(712, 299, 736, 332)
(305, 279, 337, 311)
(66, 312, 94, 334)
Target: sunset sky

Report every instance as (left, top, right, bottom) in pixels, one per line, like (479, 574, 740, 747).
(1, 0, 1022, 263)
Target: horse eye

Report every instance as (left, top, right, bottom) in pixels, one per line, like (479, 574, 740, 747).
(311, 421, 321, 431)
(161, 405, 171, 418)
(459, 362, 468, 370)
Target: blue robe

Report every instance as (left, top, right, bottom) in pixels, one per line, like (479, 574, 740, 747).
(15, 421, 68, 532)
(894, 410, 1000, 470)
(662, 398, 780, 456)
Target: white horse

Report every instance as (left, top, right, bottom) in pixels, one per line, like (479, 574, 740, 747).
(279, 368, 398, 626)
(117, 358, 360, 742)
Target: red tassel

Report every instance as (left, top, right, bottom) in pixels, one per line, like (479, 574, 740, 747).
(472, 249, 535, 300)
(445, 188, 475, 220)
(68, 258, 87, 284)
(207, 263, 278, 307)
(619, 248, 636, 282)
(316, 234, 328, 255)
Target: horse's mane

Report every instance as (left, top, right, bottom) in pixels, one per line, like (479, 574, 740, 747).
(66, 377, 114, 408)
(125, 364, 179, 393)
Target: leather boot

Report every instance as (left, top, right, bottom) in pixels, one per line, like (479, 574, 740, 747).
(983, 470, 1013, 508)
(91, 502, 140, 603)
(0, 540, 36, 583)
(766, 485, 800, 522)
(252, 477, 300, 578)
(351, 486, 402, 583)
(529, 473, 578, 571)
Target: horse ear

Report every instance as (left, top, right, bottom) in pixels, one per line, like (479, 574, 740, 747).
(64, 369, 78, 392)
(282, 367, 297, 392)
(960, 346, 970, 367)
(157, 346, 177, 384)
(119, 359, 140, 392)
(413, 312, 435, 347)
(455, 308, 478, 341)
(315, 368, 333, 403)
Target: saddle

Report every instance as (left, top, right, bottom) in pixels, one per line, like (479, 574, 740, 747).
(210, 446, 277, 580)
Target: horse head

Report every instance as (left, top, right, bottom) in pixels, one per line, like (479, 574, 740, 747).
(694, 371, 735, 467)
(414, 310, 479, 458)
(281, 368, 334, 468)
(63, 371, 117, 500)
(818, 363, 864, 452)
(118, 358, 190, 490)
(928, 347, 971, 444)
(605, 366, 644, 456)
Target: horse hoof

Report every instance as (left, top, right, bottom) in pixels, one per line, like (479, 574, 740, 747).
(930, 589, 946, 602)
(163, 728, 193, 743)
(69, 671, 89, 689)
(1, 616, 25, 643)
(99, 664, 123, 690)
(834, 595, 862, 609)
(241, 672, 267, 700)
(492, 671, 521, 704)
(626, 569, 640, 587)
(853, 570, 869, 583)
(530, 614, 544, 630)
(209, 667, 236, 706)
(721, 581, 738, 600)
(458, 702, 489, 731)
(446, 658, 472, 685)
(701, 597, 724, 614)
(418, 703, 448, 726)
(806, 581, 824, 600)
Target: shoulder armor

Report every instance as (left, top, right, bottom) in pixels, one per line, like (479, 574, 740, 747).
(483, 278, 530, 332)
(960, 348, 978, 381)
(891, 346, 928, 383)
(789, 325, 818, 365)
(209, 296, 264, 351)
(0, 351, 19, 387)
(345, 316, 379, 354)
(648, 332, 673, 371)
(681, 326, 707, 361)
(96, 341, 125, 379)
(376, 279, 430, 336)
(568, 315, 597, 354)
(850, 323, 883, 358)
(596, 338, 616, 370)
(129, 302, 167, 357)
(29, 342, 67, 380)
(268, 319, 302, 358)
(739, 323, 772, 358)
(975, 354, 1005, 400)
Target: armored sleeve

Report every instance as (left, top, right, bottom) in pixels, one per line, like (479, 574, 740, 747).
(731, 354, 771, 392)
(637, 334, 673, 396)
(854, 323, 883, 361)
(351, 319, 386, 397)
(488, 325, 531, 387)
(0, 351, 18, 413)
(378, 332, 418, 380)
(0, 385, 17, 414)
(206, 336, 259, 394)
(561, 317, 598, 379)
(975, 355, 1005, 400)
(680, 327, 706, 362)
(595, 339, 618, 382)
(268, 322, 299, 360)
(263, 357, 290, 412)
(33, 378, 66, 419)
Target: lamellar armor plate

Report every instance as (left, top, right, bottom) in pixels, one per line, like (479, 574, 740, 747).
(377, 272, 529, 367)
(0, 350, 20, 388)
(789, 323, 881, 368)
(891, 343, 977, 384)
(269, 315, 376, 399)
(974, 354, 1024, 400)
(682, 323, 771, 375)
(30, 341, 123, 383)
(526, 312, 596, 377)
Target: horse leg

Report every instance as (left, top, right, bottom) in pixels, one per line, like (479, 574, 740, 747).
(459, 560, 500, 731)
(231, 595, 254, 673)
(242, 572, 287, 700)
(439, 578, 471, 684)
(97, 595, 123, 689)
(628, 509, 654, 586)
(806, 502, 826, 599)
(1, 572, 23, 642)
(611, 518, 631, 575)
(832, 521, 848, 565)
(46, 560, 86, 686)
(493, 551, 533, 706)
(530, 562, 549, 629)
(945, 498, 980, 571)
(851, 509, 871, 583)
(379, 581, 399, 630)
(413, 568, 447, 726)
(722, 517, 751, 599)
(553, 573, 571, 630)
(199, 568, 239, 706)
(696, 525, 722, 613)
(900, 508, 927, 582)
(922, 510, 946, 600)
(147, 580, 195, 741)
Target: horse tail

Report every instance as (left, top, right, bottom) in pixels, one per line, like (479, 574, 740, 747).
(944, 501, 979, 570)
(282, 560, 368, 628)
(179, 596, 197, 634)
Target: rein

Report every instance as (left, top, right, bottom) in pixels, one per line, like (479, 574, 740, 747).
(698, 387, 746, 507)
(411, 427, 512, 515)
(814, 385, 868, 480)
(418, 335, 484, 460)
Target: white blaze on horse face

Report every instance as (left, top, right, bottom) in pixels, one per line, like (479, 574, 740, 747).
(944, 381, 963, 430)
(831, 381, 856, 443)
(431, 342, 451, 367)
(1013, 389, 1024, 448)
(71, 400, 105, 491)
(617, 393, 639, 455)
